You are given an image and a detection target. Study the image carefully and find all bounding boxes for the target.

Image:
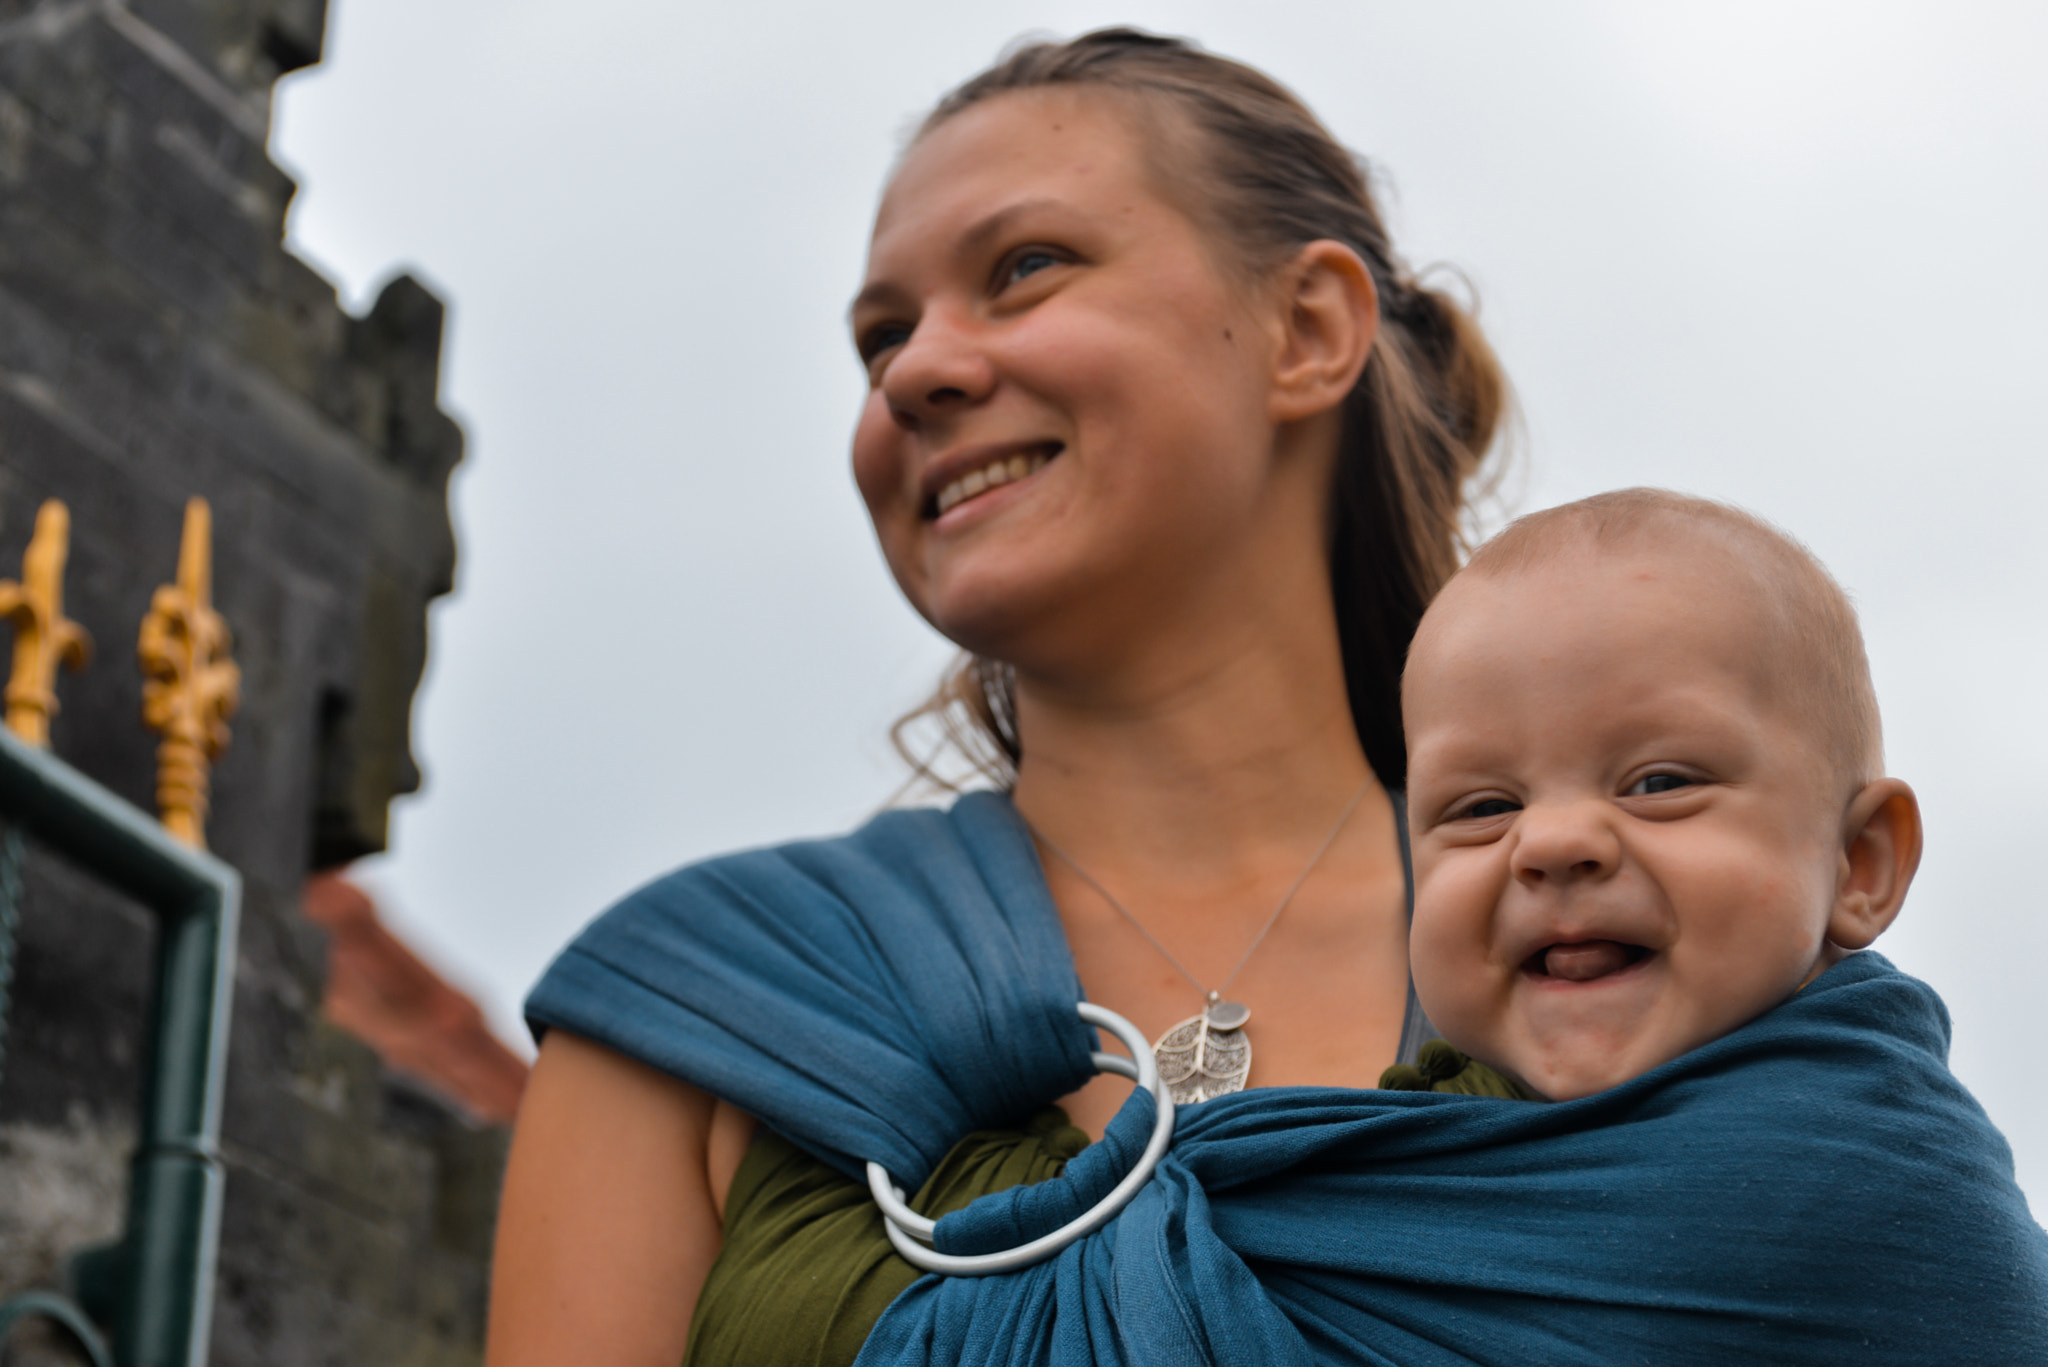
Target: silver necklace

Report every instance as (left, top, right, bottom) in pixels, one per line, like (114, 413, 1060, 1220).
(1031, 781, 1372, 1105)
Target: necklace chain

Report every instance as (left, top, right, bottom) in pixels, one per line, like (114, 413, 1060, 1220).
(1029, 779, 1373, 1002)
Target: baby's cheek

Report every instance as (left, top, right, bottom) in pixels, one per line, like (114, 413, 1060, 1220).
(1681, 858, 1830, 985)
(1408, 868, 1506, 1057)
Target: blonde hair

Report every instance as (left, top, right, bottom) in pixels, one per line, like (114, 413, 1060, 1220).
(891, 28, 1510, 793)
(1459, 488, 1883, 790)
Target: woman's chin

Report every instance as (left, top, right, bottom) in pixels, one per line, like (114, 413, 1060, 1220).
(907, 551, 1103, 661)
(918, 600, 1052, 665)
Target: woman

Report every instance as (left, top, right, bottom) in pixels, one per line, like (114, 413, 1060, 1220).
(490, 28, 1502, 1364)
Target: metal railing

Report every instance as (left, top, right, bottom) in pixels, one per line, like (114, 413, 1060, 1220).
(0, 497, 242, 1367)
(0, 730, 240, 1367)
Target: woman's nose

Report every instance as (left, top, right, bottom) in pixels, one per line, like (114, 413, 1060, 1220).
(1509, 800, 1620, 887)
(881, 311, 995, 429)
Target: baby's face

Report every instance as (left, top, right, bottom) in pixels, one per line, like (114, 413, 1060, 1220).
(1404, 545, 1847, 1100)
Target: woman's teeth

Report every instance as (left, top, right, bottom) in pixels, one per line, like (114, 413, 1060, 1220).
(934, 451, 1051, 516)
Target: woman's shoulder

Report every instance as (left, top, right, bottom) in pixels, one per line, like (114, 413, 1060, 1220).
(521, 787, 1094, 1182)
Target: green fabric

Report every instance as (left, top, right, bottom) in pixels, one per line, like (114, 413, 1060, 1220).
(684, 1108, 1089, 1367)
(1378, 1038, 1542, 1101)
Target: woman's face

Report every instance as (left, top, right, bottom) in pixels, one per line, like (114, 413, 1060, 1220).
(850, 89, 1318, 673)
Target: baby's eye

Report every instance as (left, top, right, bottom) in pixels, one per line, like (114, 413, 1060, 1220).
(1456, 797, 1521, 821)
(1627, 773, 1696, 796)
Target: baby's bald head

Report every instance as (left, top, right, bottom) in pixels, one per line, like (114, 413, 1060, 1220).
(1401, 491, 1918, 1101)
(1433, 489, 1882, 796)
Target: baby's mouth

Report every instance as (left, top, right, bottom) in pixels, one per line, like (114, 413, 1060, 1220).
(1525, 940, 1650, 983)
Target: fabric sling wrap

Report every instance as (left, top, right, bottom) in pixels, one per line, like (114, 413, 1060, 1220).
(527, 792, 2048, 1366)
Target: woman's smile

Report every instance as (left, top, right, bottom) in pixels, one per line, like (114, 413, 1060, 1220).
(925, 441, 1061, 520)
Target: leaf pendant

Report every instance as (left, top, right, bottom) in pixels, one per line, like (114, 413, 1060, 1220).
(1153, 999, 1252, 1104)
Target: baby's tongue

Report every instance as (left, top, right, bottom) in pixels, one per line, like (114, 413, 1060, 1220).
(1543, 941, 1635, 982)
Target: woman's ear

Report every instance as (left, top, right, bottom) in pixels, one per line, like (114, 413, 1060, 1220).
(1268, 240, 1377, 424)
(1827, 778, 1922, 950)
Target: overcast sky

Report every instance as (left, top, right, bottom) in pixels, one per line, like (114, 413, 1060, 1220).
(271, 0, 2047, 1205)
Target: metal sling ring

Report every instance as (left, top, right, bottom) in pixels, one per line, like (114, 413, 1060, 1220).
(865, 1001, 1176, 1276)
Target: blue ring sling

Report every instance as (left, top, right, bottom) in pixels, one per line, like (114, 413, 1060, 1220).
(527, 791, 2048, 1366)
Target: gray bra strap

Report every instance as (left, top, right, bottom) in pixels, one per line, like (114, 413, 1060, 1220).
(1390, 791, 1436, 1067)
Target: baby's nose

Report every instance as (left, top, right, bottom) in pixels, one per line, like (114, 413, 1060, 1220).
(1509, 800, 1620, 886)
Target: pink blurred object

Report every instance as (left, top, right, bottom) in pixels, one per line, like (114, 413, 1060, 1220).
(303, 871, 529, 1125)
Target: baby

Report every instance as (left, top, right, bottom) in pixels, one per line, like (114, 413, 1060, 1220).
(1398, 487, 1922, 1101)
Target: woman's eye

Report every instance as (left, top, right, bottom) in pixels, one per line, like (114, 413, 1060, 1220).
(1627, 773, 1696, 796)
(1001, 250, 1061, 287)
(856, 323, 911, 366)
(1457, 797, 1521, 821)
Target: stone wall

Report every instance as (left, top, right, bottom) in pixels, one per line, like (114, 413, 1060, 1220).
(0, 1, 499, 1361)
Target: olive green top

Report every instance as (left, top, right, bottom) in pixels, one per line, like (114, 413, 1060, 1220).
(683, 1108, 1089, 1367)
(1378, 1039, 1541, 1100)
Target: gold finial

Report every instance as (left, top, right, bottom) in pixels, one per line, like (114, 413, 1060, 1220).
(138, 499, 240, 848)
(0, 500, 94, 748)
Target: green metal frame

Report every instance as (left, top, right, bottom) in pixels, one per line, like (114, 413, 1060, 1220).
(0, 728, 240, 1367)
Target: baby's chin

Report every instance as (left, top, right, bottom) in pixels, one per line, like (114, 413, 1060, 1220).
(1476, 951, 1833, 1100)
(1503, 1054, 1652, 1103)
(1482, 1011, 1716, 1101)
(1482, 1010, 1745, 1102)
(1482, 945, 1680, 1098)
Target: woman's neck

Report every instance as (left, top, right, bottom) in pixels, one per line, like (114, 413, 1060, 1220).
(1007, 593, 1384, 896)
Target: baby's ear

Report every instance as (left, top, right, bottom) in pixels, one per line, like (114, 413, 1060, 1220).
(1828, 778, 1922, 950)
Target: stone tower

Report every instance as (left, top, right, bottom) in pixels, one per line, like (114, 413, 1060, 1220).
(0, 0, 501, 1361)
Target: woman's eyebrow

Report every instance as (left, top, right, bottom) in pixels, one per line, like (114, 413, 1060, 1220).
(956, 196, 1066, 254)
(847, 281, 905, 324)
(847, 197, 1070, 322)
